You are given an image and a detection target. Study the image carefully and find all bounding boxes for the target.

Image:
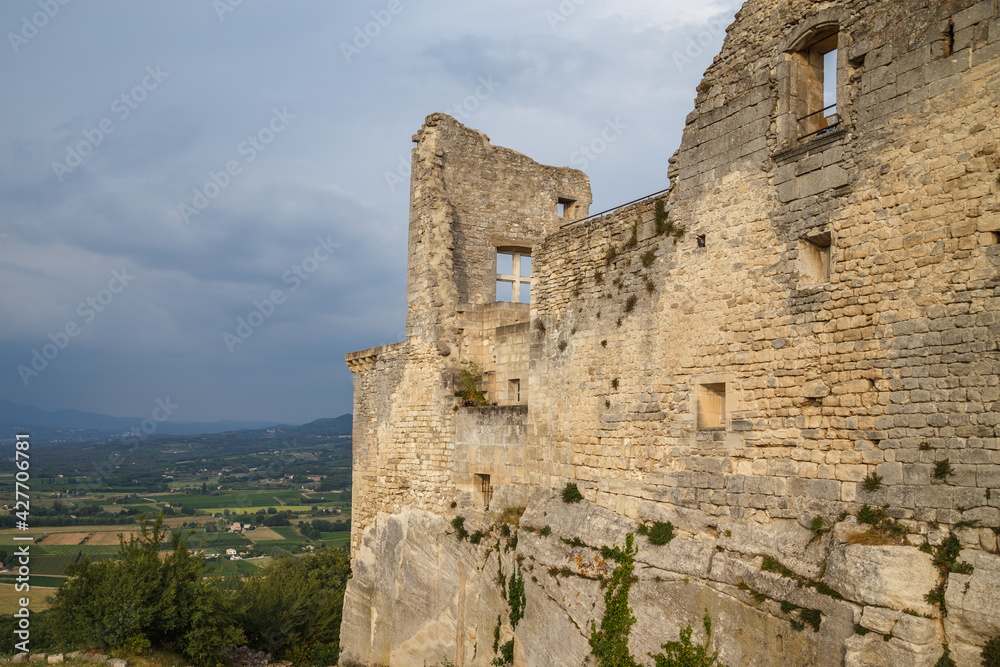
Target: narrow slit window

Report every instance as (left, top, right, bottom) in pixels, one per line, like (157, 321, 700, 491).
(823, 47, 838, 110)
(476, 473, 492, 508)
(496, 250, 531, 303)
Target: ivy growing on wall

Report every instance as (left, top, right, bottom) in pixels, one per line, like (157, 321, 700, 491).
(653, 198, 685, 242)
(589, 533, 639, 667)
(492, 556, 526, 666)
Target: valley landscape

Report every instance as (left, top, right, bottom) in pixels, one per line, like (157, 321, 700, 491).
(0, 416, 353, 634)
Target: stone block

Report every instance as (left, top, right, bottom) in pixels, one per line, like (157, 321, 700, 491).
(636, 535, 714, 577)
(944, 551, 1000, 648)
(717, 518, 825, 578)
(977, 213, 1000, 232)
(837, 464, 868, 482)
(875, 462, 903, 485)
(824, 545, 938, 615)
(892, 614, 937, 645)
(953, 1, 995, 31)
(844, 634, 942, 667)
(860, 605, 900, 634)
(803, 380, 831, 398)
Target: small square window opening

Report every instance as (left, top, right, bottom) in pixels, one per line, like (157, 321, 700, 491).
(557, 197, 577, 219)
(697, 383, 727, 429)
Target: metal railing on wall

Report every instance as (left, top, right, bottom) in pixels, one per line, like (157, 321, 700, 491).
(560, 186, 671, 229)
(797, 103, 839, 141)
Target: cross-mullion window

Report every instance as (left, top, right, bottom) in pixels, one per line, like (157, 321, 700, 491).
(496, 251, 531, 303)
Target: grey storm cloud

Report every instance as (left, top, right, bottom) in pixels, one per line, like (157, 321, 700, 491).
(0, 0, 740, 424)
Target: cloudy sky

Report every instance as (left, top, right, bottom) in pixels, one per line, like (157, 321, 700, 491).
(0, 0, 741, 425)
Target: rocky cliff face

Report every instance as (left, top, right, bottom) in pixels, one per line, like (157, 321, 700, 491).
(339, 486, 1000, 666)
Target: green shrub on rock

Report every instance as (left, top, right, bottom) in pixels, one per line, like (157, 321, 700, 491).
(983, 635, 1000, 667)
(562, 482, 584, 503)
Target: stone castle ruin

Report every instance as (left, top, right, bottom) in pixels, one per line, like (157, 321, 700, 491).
(341, 0, 1000, 665)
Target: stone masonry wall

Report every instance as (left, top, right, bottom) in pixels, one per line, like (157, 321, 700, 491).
(349, 115, 592, 554)
(530, 0, 1000, 546)
(405, 114, 591, 346)
(344, 0, 1000, 663)
(345, 340, 458, 557)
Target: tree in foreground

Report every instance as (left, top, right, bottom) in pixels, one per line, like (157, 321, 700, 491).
(48, 516, 244, 665)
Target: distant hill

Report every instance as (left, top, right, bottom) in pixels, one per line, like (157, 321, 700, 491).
(0, 398, 348, 444)
(286, 415, 353, 437)
(193, 415, 353, 441)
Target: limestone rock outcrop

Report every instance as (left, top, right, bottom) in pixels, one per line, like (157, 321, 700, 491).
(338, 488, 992, 666)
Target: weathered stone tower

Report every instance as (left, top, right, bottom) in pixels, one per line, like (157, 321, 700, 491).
(343, 1, 1000, 665)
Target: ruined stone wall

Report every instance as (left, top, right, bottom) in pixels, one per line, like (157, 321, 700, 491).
(453, 406, 530, 502)
(458, 303, 531, 405)
(345, 340, 458, 556)
(343, 0, 1000, 663)
(528, 0, 1000, 548)
(350, 115, 592, 554)
(405, 114, 591, 346)
(411, 116, 591, 309)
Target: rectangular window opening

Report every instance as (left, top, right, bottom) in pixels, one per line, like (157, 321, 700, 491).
(557, 197, 577, 219)
(476, 473, 492, 509)
(496, 252, 513, 275)
(496, 280, 513, 302)
(509, 378, 521, 404)
(496, 249, 531, 303)
(697, 383, 727, 429)
(795, 30, 839, 141)
(798, 232, 832, 285)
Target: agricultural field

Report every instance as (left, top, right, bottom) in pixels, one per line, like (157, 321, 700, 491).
(33, 544, 121, 557)
(245, 526, 284, 541)
(202, 557, 267, 577)
(38, 532, 91, 545)
(154, 488, 310, 510)
(0, 583, 57, 613)
(319, 532, 350, 549)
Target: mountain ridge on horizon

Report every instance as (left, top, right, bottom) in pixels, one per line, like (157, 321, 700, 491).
(0, 397, 350, 442)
